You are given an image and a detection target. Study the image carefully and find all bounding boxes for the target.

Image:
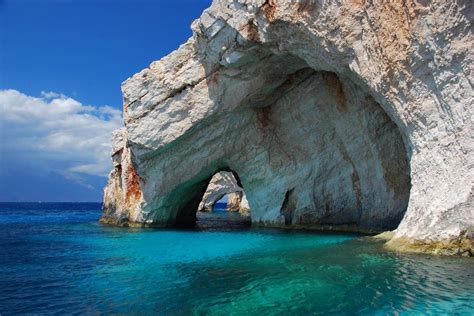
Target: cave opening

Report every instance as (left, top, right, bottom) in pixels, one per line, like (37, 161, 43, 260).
(213, 194, 229, 211)
(195, 171, 251, 229)
(241, 65, 412, 232)
(148, 57, 411, 233)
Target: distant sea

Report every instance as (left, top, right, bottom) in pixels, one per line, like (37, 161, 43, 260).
(0, 202, 473, 314)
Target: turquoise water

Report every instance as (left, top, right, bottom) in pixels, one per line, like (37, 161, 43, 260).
(0, 203, 473, 315)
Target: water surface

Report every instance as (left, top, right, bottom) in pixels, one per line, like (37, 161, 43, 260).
(0, 202, 472, 315)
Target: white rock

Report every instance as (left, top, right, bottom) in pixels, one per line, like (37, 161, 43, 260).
(102, 0, 473, 255)
(227, 192, 250, 214)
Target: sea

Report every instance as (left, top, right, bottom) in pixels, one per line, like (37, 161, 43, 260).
(0, 202, 472, 315)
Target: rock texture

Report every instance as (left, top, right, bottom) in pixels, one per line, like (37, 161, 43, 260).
(198, 171, 249, 213)
(227, 191, 250, 214)
(102, 0, 473, 255)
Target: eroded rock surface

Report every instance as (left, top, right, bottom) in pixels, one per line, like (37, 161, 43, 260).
(198, 171, 249, 213)
(102, 0, 473, 255)
(227, 191, 250, 214)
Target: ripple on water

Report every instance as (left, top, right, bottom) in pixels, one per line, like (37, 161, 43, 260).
(0, 204, 473, 315)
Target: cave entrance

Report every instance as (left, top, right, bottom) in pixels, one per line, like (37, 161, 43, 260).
(212, 191, 249, 213)
(163, 67, 410, 233)
(195, 171, 251, 230)
(213, 194, 230, 211)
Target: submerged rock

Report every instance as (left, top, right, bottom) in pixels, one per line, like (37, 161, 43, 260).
(102, 0, 473, 255)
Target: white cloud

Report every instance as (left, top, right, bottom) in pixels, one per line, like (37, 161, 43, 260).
(40, 91, 65, 99)
(0, 89, 123, 177)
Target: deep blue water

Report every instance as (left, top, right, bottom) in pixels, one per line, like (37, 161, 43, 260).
(0, 202, 473, 315)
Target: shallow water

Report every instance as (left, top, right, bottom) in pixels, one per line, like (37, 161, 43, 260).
(0, 202, 472, 315)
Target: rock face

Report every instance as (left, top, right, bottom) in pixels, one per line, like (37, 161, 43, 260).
(102, 128, 143, 226)
(102, 0, 473, 255)
(198, 171, 249, 213)
(227, 191, 250, 214)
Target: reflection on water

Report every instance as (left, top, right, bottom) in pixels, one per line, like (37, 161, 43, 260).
(195, 208, 251, 231)
(0, 203, 473, 315)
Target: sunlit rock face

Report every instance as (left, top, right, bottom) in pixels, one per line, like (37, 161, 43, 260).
(101, 128, 143, 226)
(102, 0, 473, 255)
(198, 171, 249, 213)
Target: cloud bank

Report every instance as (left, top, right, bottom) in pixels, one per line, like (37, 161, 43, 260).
(0, 89, 123, 178)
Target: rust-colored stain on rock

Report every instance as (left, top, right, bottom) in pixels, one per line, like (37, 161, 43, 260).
(365, 0, 415, 66)
(210, 71, 219, 85)
(245, 18, 260, 42)
(256, 106, 272, 129)
(125, 163, 142, 205)
(261, 0, 277, 21)
(322, 72, 347, 112)
(294, 1, 317, 15)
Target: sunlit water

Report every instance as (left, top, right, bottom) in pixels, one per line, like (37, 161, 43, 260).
(0, 203, 472, 315)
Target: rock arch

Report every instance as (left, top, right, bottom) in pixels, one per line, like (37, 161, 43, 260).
(102, 1, 473, 255)
(103, 64, 410, 232)
(198, 171, 250, 213)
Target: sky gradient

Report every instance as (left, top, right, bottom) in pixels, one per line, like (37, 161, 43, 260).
(0, 0, 211, 202)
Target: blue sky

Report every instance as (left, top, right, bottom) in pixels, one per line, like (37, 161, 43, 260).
(0, 0, 211, 202)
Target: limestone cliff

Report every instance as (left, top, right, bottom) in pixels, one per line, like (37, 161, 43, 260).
(102, 0, 473, 255)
